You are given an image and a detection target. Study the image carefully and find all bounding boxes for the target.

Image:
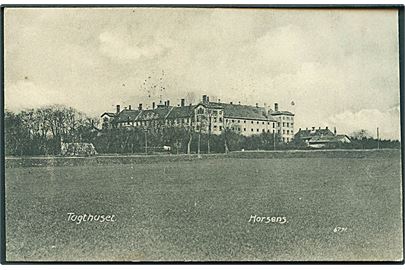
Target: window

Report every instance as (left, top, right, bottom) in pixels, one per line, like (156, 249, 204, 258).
(262, 129, 265, 132)
(277, 122, 280, 127)
(244, 120, 246, 123)
(283, 123, 285, 127)
(251, 128, 254, 132)
(232, 119, 235, 123)
(251, 121, 253, 124)
(214, 117, 217, 122)
(197, 108, 204, 114)
(287, 130, 290, 134)
(238, 120, 240, 123)
(238, 127, 241, 131)
(283, 130, 285, 134)
(257, 129, 259, 132)
(219, 117, 222, 122)
(226, 119, 228, 123)
(273, 123, 275, 128)
(219, 126, 222, 131)
(287, 123, 289, 127)
(262, 122, 265, 125)
(244, 128, 246, 131)
(257, 121, 259, 124)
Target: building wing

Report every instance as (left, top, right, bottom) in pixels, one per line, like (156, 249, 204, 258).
(210, 102, 275, 121)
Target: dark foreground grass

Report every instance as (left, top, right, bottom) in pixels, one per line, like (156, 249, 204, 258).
(5, 151, 403, 261)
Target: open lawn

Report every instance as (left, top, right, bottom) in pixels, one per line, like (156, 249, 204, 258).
(5, 150, 403, 261)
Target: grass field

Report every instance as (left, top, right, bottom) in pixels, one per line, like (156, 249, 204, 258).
(5, 150, 403, 261)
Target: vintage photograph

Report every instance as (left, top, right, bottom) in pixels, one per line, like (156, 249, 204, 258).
(2, 6, 403, 262)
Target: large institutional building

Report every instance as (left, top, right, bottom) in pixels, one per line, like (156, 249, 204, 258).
(101, 95, 295, 143)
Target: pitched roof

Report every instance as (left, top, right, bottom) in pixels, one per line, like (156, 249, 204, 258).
(166, 105, 195, 119)
(271, 110, 295, 116)
(309, 134, 351, 144)
(110, 101, 277, 123)
(136, 106, 173, 121)
(101, 112, 116, 117)
(295, 128, 335, 139)
(207, 102, 275, 121)
(113, 109, 142, 123)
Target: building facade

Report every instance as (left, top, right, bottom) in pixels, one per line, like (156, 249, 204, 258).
(101, 95, 295, 142)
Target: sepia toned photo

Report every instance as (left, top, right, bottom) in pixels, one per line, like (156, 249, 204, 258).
(1, 6, 403, 262)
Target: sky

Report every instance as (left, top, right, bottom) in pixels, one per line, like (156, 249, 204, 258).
(4, 8, 401, 139)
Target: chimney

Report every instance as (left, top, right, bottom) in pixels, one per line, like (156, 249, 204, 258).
(166, 100, 170, 106)
(256, 103, 259, 108)
(312, 127, 315, 131)
(138, 103, 143, 110)
(116, 105, 121, 114)
(306, 127, 308, 131)
(274, 103, 279, 112)
(334, 127, 337, 135)
(128, 105, 132, 110)
(318, 127, 321, 130)
(152, 102, 155, 109)
(218, 99, 221, 103)
(230, 101, 233, 105)
(238, 101, 241, 105)
(326, 126, 328, 130)
(181, 98, 185, 107)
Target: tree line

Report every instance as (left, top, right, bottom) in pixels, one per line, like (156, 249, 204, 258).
(4, 105, 400, 156)
(5, 106, 97, 156)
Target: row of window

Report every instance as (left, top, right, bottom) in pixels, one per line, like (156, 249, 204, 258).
(197, 108, 223, 116)
(121, 117, 291, 129)
(226, 119, 275, 126)
(123, 118, 191, 127)
(213, 117, 223, 123)
(282, 129, 294, 135)
(282, 116, 293, 121)
(220, 126, 275, 133)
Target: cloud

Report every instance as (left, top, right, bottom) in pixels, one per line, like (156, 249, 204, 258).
(326, 106, 401, 140)
(98, 30, 172, 61)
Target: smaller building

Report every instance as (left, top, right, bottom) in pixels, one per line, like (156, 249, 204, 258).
(294, 126, 351, 148)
